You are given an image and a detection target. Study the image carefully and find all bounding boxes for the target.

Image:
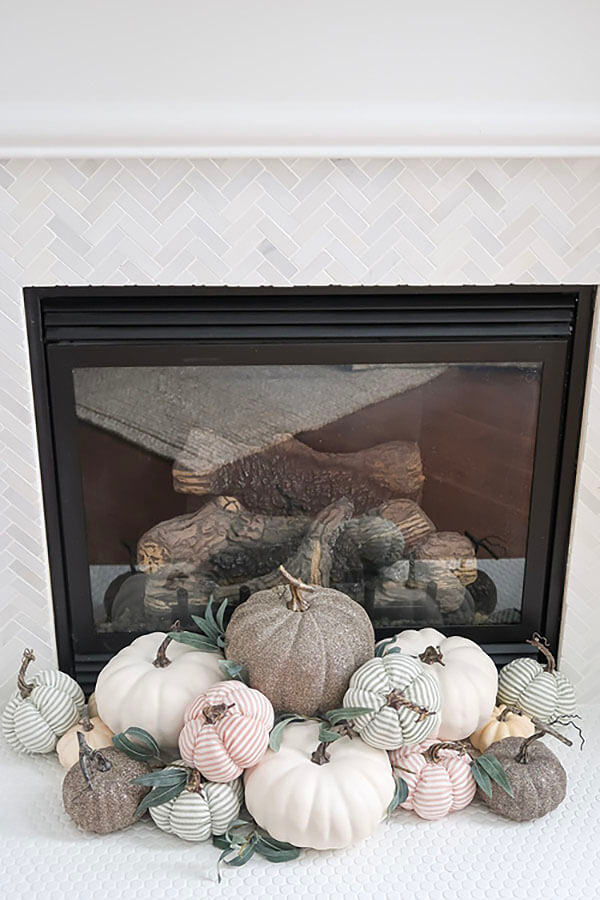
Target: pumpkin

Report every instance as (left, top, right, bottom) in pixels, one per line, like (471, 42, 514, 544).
(149, 766, 243, 841)
(56, 714, 114, 769)
(95, 628, 223, 750)
(224, 567, 374, 716)
(2, 649, 85, 754)
(179, 680, 274, 782)
(342, 654, 441, 749)
(87, 693, 98, 718)
(389, 737, 476, 820)
(470, 704, 535, 753)
(244, 720, 395, 850)
(477, 735, 567, 821)
(62, 733, 151, 833)
(497, 633, 576, 723)
(379, 627, 497, 741)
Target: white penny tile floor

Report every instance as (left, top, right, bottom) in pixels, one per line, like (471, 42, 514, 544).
(1, 705, 598, 900)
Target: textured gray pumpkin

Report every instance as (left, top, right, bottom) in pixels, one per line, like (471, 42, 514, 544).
(225, 572, 375, 716)
(477, 736, 567, 821)
(63, 745, 151, 834)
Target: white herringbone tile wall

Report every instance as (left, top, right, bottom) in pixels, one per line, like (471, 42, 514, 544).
(0, 157, 599, 701)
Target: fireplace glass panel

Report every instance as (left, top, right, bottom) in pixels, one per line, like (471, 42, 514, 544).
(72, 361, 541, 634)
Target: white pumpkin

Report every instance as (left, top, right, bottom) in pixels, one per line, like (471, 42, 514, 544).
(2, 649, 85, 754)
(343, 654, 441, 749)
(95, 632, 223, 750)
(149, 767, 243, 841)
(244, 720, 395, 850)
(379, 628, 497, 741)
(56, 715, 114, 769)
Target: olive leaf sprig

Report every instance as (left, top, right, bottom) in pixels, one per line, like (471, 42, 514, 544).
(131, 765, 191, 817)
(268, 706, 375, 753)
(169, 596, 228, 654)
(112, 726, 163, 765)
(470, 754, 513, 798)
(213, 818, 301, 883)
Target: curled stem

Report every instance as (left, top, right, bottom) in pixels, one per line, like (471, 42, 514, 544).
(526, 633, 556, 673)
(17, 649, 36, 699)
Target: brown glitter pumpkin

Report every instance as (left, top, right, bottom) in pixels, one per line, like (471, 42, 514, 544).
(477, 735, 567, 821)
(63, 733, 151, 834)
(225, 566, 374, 716)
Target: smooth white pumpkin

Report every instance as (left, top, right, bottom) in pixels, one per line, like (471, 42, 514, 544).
(95, 632, 223, 750)
(470, 704, 535, 753)
(343, 654, 441, 749)
(379, 628, 497, 741)
(2, 650, 85, 754)
(56, 715, 114, 769)
(149, 767, 243, 841)
(497, 636, 576, 723)
(244, 720, 395, 850)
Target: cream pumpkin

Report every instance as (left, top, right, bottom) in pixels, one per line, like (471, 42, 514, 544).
(95, 631, 223, 750)
(244, 720, 395, 850)
(389, 737, 476, 820)
(56, 715, 114, 769)
(178, 680, 274, 782)
(379, 628, 497, 740)
(470, 704, 535, 753)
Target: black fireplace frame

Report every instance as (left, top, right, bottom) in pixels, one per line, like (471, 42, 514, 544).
(24, 285, 595, 689)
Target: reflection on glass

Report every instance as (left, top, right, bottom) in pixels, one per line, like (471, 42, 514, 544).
(73, 362, 541, 633)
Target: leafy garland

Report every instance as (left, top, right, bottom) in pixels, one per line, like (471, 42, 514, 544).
(168, 597, 249, 683)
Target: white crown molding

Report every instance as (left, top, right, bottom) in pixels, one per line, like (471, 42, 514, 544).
(2, 102, 600, 158)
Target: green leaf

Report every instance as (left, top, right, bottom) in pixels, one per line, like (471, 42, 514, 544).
(220, 659, 249, 684)
(326, 706, 375, 725)
(215, 836, 258, 883)
(134, 780, 186, 816)
(169, 631, 222, 653)
(215, 597, 228, 633)
(471, 759, 493, 797)
(256, 837, 301, 863)
(131, 768, 188, 789)
(375, 639, 395, 657)
(112, 727, 161, 762)
(269, 716, 304, 751)
(476, 754, 514, 798)
(318, 723, 341, 744)
(387, 774, 409, 814)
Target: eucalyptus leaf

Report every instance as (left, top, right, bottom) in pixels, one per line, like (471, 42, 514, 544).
(476, 754, 514, 797)
(131, 768, 188, 789)
(134, 780, 186, 816)
(387, 774, 410, 814)
(269, 716, 304, 751)
(471, 759, 493, 797)
(375, 639, 394, 657)
(220, 659, 249, 684)
(112, 726, 161, 762)
(215, 836, 258, 883)
(318, 724, 341, 744)
(169, 631, 222, 653)
(256, 839, 301, 863)
(326, 706, 375, 725)
(215, 597, 228, 633)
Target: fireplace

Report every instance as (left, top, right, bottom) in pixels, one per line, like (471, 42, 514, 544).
(25, 286, 594, 690)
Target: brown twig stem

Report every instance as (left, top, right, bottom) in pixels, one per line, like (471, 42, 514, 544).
(152, 620, 181, 668)
(186, 769, 204, 793)
(418, 646, 445, 666)
(17, 649, 36, 699)
(310, 742, 331, 766)
(386, 690, 436, 722)
(202, 702, 235, 724)
(526, 633, 556, 673)
(422, 741, 470, 763)
(77, 731, 112, 790)
(279, 565, 315, 612)
(515, 723, 573, 764)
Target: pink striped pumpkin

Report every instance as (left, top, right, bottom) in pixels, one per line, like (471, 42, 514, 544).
(389, 737, 476, 820)
(179, 681, 274, 782)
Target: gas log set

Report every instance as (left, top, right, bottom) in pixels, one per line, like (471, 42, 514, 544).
(103, 433, 495, 632)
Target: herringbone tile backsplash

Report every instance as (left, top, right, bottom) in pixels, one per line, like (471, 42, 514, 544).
(0, 157, 599, 700)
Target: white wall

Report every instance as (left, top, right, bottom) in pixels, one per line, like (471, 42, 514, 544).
(2, 1, 600, 155)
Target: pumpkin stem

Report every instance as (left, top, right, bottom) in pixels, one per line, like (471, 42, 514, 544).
(186, 768, 204, 793)
(385, 690, 436, 723)
(16, 648, 36, 699)
(310, 741, 331, 766)
(152, 620, 182, 668)
(497, 705, 524, 722)
(202, 702, 235, 725)
(279, 565, 315, 612)
(422, 741, 470, 763)
(418, 646, 445, 667)
(77, 731, 112, 790)
(526, 633, 556, 673)
(79, 714, 94, 732)
(515, 721, 573, 764)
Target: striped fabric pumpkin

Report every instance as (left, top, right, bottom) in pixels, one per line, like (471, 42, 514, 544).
(2, 649, 85, 754)
(390, 737, 476, 820)
(343, 654, 441, 750)
(149, 768, 243, 841)
(497, 635, 576, 723)
(179, 681, 274, 782)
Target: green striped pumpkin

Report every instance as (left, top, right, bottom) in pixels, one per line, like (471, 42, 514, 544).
(149, 768, 243, 841)
(343, 654, 441, 750)
(2, 650, 85, 754)
(497, 634, 576, 723)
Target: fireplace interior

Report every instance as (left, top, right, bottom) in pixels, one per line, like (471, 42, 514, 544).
(25, 286, 594, 690)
